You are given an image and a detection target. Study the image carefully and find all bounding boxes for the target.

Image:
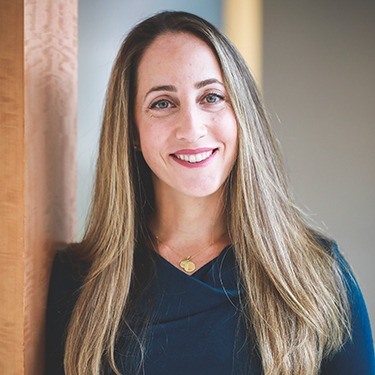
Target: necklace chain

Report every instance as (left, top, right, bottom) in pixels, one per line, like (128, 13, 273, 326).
(155, 236, 215, 274)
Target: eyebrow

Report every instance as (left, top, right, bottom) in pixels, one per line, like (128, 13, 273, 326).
(144, 78, 224, 100)
(194, 78, 224, 89)
(144, 85, 177, 100)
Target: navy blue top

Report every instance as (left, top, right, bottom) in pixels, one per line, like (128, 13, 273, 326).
(45, 244, 375, 374)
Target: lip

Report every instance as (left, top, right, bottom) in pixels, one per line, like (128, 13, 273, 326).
(172, 147, 214, 155)
(170, 148, 218, 168)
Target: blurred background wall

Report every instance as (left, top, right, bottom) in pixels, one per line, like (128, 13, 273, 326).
(77, 0, 374, 327)
(263, 0, 375, 328)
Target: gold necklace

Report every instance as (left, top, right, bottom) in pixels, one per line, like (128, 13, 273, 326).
(155, 237, 214, 273)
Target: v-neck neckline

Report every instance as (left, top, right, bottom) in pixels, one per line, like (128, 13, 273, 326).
(148, 244, 233, 278)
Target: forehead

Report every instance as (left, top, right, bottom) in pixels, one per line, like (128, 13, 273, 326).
(136, 32, 223, 86)
(143, 31, 210, 55)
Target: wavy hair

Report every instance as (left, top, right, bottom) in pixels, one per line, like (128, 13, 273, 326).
(65, 11, 350, 375)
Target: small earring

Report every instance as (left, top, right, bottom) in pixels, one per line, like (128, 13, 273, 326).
(134, 144, 141, 151)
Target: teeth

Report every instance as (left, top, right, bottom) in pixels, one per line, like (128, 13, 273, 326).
(175, 150, 213, 163)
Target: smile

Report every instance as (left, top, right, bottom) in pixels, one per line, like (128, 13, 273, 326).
(173, 149, 216, 164)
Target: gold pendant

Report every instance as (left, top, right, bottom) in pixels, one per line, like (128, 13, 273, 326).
(179, 257, 196, 273)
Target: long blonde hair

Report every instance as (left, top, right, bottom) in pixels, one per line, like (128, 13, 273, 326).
(65, 11, 350, 375)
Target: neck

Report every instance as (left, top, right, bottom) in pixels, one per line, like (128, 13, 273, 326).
(149, 187, 229, 252)
(149, 186, 231, 274)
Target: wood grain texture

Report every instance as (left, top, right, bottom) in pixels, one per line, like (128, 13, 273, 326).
(24, 0, 77, 374)
(0, 1, 25, 374)
(223, 0, 263, 87)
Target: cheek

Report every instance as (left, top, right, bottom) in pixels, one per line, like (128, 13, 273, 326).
(221, 114, 238, 165)
(138, 125, 166, 168)
(139, 136, 156, 161)
(139, 143, 159, 176)
(137, 119, 155, 148)
(214, 112, 238, 143)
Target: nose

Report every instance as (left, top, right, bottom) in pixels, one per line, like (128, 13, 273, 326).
(175, 106, 207, 142)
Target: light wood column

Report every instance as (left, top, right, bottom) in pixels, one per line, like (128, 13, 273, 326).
(0, 1, 25, 373)
(223, 0, 263, 87)
(0, 1, 77, 374)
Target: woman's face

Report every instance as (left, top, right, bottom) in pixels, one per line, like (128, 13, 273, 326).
(134, 32, 238, 199)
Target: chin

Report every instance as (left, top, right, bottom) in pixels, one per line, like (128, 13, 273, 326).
(178, 182, 225, 199)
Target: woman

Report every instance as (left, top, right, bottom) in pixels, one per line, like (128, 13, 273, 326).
(46, 11, 374, 375)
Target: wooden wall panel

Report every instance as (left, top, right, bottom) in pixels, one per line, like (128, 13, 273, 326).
(0, 1, 77, 374)
(0, 1, 25, 373)
(24, 1, 77, 373)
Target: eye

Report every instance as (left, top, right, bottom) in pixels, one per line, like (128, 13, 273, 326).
(150, 99, 174, 110)
(204, 93, 225, 104)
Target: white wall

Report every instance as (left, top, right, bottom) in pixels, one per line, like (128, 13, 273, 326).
(263, 0, 375, 326)
(77, 0, 222, 237)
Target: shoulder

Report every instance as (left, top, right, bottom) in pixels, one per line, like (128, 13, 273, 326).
(318, 239, 375, 374)
(321, 239, 369, 317)
(48, 245, 88, 305)
(315, 236, 357, 293)
(316, 237, 370, 328)
(45, 244, 89, 373)
(46, 243, 89, 326)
